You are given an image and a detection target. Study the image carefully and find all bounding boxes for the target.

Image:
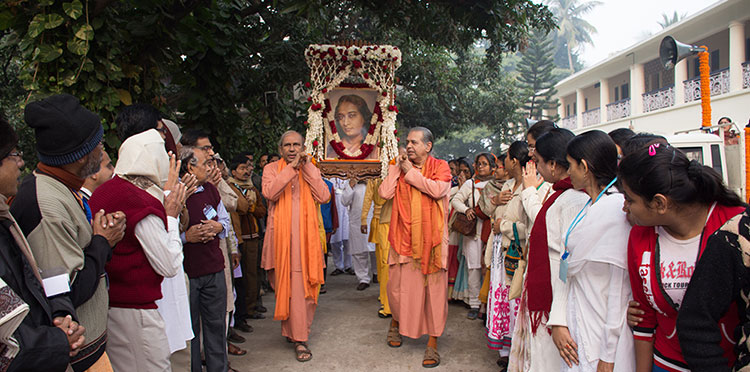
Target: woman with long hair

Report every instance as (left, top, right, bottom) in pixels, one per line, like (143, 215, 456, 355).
(619, 143, 745, 372)
(484, 142, 532, 369)
(550, 130, 634, 372)
(508, 128, 588, 372)
(451, 154, 497, 319)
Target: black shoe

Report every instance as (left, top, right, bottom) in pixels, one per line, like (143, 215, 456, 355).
(233, 321, 252, 333)
(227, 330, 246, 343)
(467, 308, 479, 320)
(330, 268, 344, 276)
(319, 285, 327, 294)
(356, 282, 370, 291)
(255, 305, 268, 313)
(248, 312, 266, 320)
(372, 274, 379, 284)
(345, 268, 355, 275)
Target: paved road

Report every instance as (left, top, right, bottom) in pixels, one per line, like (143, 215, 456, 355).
(171, 265, 499, 371)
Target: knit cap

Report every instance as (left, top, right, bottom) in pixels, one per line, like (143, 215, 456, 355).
(24, 94, 103, 166)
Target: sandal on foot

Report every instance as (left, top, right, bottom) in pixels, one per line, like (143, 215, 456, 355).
(422, 346, 440, 368)
(387, 326, 402, 348)
(294, 342, 312, 362)
(497, 356, 509, 370)
(228, 343, 247, 356)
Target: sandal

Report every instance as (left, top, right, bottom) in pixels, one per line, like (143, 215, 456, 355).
(422, 346, 440, 368)
(294, 342, 312, 362)
(387, 326, 402, 348)
(497, 356, 509, 371)
(228, 343, 247, 356)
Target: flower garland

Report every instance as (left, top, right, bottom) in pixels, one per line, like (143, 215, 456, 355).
(304, 44, 402, 177)
(698, 48, 711, 127)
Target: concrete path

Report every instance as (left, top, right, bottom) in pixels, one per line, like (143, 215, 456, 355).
(171, 267, 500, 372)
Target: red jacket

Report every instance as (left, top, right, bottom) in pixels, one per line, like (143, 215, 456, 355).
(628, 204, 744, 371)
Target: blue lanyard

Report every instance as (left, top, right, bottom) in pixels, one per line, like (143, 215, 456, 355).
(562, 177, 618, 260)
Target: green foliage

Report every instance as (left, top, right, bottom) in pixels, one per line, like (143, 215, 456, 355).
(658, 11, 686, 29)
(432, 125, 514, 160)
(0, 0, 555, 162)
(548, 0, 601, 72)
(517, 30, 559, 120)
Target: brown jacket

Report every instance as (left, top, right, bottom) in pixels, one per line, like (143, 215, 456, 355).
(227, 179, 266, 244)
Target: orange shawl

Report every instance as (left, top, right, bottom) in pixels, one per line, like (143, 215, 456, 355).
(272, 159, 324, 321)
(388, 156, 451, 275)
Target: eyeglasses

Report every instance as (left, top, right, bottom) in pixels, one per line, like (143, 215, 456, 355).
(6, 151, 23, 159)
(198, 145, 214, 152)
(156, 126, 168, 135)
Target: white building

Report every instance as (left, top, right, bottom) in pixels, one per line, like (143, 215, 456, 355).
(550, 0, 750, 135)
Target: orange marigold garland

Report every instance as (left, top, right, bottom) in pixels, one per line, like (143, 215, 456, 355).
(698, 48, 711, 127)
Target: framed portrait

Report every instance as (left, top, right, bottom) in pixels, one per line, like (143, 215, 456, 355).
(303, 43, 401, 179)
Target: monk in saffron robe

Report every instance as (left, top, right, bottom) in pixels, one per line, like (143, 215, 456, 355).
(261, 131, 330, 362)
(379, 127, 451, 368)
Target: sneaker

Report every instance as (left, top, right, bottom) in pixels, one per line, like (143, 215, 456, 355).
(467, 308, 479, 320)
(330, 268, 344, 276)
(356, 282, 370, 291)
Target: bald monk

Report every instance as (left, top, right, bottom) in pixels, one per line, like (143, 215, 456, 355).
(261, 130, 330, 362)
(379, 127, 451, 368)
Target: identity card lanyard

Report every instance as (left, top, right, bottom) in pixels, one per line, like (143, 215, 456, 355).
(559, 177, 618, 283)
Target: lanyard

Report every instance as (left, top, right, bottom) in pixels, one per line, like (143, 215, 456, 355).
(562, 177, 618, 260)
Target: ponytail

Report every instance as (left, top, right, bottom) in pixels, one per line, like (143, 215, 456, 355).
(508, 141, 531, 168)
(619, 144, 746, 207)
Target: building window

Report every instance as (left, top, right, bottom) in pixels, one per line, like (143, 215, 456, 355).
(710, 50, 720, 72)
(584, 98, 588, 111)
(651, 73, 660, 92)
(614, 87, 619, 101)
(694, 57, 700, 77)
(746, 38, 749, 61)
(566, 104, 570, 117)
(621, 83, 629, 100)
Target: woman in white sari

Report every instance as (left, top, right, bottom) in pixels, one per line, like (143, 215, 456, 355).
(551, 130, 634, 372)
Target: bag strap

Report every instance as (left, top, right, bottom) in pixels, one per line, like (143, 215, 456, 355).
(512, 222, 521, 254)
(471, 181, 475, 208)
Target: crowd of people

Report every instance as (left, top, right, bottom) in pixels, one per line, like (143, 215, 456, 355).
(1, 93, 750, 372)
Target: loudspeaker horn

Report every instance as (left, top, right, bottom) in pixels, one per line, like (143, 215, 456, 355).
(660, 36, 706, 70)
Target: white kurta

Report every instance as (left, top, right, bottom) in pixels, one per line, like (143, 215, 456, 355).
(330, 178, 350, 244)
(342, 183, 371, 255)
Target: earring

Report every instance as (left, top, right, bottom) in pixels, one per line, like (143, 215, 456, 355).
(551, 169, 555, 178)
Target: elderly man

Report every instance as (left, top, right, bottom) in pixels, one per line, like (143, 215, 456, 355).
(0, 117, 86, 371)
(379, 127, 451, 368)
(179, 146, 232, 372)
(11, 94, 126, 371)
(262, 131, 330, 362)
(88, 129, 187, 371)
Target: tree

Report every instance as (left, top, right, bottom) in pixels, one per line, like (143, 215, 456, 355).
(548, 0, 601, 72)
(0, 0, 555, 161)
(657, 11, 687, 29)
(517, 30, 559, 120)
(432, 125, 512, 160)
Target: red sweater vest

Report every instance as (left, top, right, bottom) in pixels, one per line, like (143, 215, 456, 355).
(89, 176, 167, 309)
(628, 204, 744, 371)
(182, 183, 224, 278)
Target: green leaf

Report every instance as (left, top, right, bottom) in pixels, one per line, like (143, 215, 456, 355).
(35, 44, 63, 62)
(0, 11, 14, 30)
(39, 0, 56, 6)
(44, 14, 64, 29)
(27, 14, 45, 38)
(67, 38, 89, 55)
(117, 89, 132, 105)
(74, 24, 94, 40)
(63, 0, 84, 20)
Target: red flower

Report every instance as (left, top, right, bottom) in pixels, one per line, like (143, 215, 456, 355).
(322, 60, 327, 66)
(354, 49, 360, 56)
(320, 51, 326, 58)
(322, 88, 328, 93)
(328, 47, 335, 55)
(313, 140, 319, 147)
(307, 96, 312, 102)
(388, 105, 398, 113)
(342, 55, 348, 62)
(381, 48, 386, 52)
(382, 91, 387, 97)
(363, 73, 369, 79)
(304, 82, 311, 88)
(312, 103, 322, 110)
(353, 60, 362, 68)
(393, 57, 398, 61)
(304, 120, 309, 126)
(394, 129, 398, 135)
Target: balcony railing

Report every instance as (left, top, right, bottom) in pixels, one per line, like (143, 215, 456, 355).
(582, 108, 600, 127)
(560, 115, 577, 130)
(684, 68, 730, 102)
(606, 98, 630, 121)
(743, 62, 750, 89)
(642, 85, 674, 113)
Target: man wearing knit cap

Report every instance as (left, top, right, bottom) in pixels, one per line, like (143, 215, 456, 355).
(11, 94, 126, 372)
(0, 116, 87, 371)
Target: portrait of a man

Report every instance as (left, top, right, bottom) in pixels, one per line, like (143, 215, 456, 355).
(325, 88, 379, 160)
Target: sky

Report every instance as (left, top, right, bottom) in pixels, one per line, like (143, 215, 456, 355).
(577, 0, 718, 67)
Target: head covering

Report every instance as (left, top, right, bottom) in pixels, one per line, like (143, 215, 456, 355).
(0, 117, 18, 160)
(24, 94, 103, 166)
(162, 119, 181, 144)
(115, 129, 169, 198)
